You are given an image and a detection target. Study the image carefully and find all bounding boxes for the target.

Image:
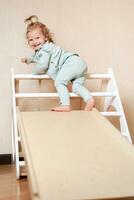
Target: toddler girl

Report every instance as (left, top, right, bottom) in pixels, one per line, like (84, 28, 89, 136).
(21, 15, 95, 112)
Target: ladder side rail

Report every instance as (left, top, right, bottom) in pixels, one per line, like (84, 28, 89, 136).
(11, 68, 20, 179)
(11, 68, 16, 161)
(107, 68, 132, 143)
(101, 77, 116, 112)
(11, 119, 15, 162)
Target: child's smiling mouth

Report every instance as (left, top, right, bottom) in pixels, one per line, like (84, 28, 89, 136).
(34, 43, 41, 49)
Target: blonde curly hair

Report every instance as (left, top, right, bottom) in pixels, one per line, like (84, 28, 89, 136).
(24, 15, 54, 43)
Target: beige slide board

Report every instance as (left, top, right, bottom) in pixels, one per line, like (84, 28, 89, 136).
(18, 109, 134, 200)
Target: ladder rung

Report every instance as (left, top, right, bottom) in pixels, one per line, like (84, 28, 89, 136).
(14, 73, 112, 80)
(15, 92, 76, 98)
(20, 172, 27, 177)
(101, 111, 121, 117)
(86, 73, 112, 79)
(14, 74, 50, 80)
(92, 92, 116, 97)
(15, 92, 116, 98)
(19, 152, 24, 158)
(19, 160, 26, 167)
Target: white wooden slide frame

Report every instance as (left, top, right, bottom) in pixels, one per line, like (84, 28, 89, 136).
(11, 67, 132, 179)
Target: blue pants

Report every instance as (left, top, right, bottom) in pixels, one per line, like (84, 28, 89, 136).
(54, 55, 92, 105)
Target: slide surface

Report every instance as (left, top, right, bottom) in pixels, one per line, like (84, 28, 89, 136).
(18, 108, 134, 200)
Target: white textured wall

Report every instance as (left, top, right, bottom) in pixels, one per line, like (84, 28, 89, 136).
(0, 0, 134, 153)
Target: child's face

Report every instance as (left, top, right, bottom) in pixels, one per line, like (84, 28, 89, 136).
(27, 28, 46, 50)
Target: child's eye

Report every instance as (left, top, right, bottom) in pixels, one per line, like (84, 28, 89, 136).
(28, 39, 33, 42)
(36, 37, 40, 39)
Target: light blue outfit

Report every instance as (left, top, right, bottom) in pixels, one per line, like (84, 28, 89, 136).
(29, 42, 92, 105)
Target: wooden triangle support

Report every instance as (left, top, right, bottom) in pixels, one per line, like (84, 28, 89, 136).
(11, 68, 134, 199)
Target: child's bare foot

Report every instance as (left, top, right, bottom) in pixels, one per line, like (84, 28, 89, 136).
(51, 105, 71, 112)
(85, 98, 95, 111)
